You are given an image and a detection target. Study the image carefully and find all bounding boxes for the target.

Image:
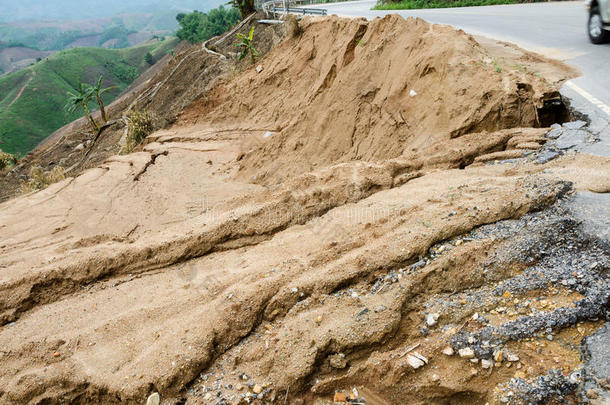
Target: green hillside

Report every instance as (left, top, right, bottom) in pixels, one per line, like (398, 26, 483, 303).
(0, 38, 177, 155)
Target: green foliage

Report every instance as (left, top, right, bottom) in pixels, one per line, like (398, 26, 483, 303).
(236, 27, 258, 63)
(227, 0, 256, 19)
(122, 110, 154, 154)
(103, 59, 138, 83)
(145, 51, 154, 65)
(373, 0, 515, 9)
(175, 6, 241, 43)
(65, 82, 99, 133)
(20, 166, 65, 193)
(0, 39, 176, 155)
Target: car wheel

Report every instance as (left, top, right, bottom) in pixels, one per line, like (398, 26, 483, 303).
(589, 8, 610, 44)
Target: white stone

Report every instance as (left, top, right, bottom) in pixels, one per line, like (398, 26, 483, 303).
(507, 353, 520, 362)
(481, 359, 493, 369)
(426, 313, 439, 326)
(442, 346, 454, 356)
(146, 393, 160, 405)
(409, 89, 417, 97)
(406, 354, 425, 369)
(458, 348, 475, 359)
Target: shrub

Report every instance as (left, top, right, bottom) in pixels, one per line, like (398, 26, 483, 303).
(122, 110, 154, 154)
(0, 150, 18, 171)
(21, 166, 65, 193)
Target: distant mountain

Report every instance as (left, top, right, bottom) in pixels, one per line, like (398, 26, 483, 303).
(0, 0, 226, 23)
(0, 14, 179, 51)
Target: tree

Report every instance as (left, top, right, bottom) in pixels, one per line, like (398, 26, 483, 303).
(145, 51, 154, 65)
(175, 6, 240, 43)
(65, 83, 98, 133)
(236, 26, 258, 63)
(89, 75, 118, 123)
(228, 0, 255, 19)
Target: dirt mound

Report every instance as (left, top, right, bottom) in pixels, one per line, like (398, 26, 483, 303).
(0, 14, 606, 405)
(180, 15, 572, 185)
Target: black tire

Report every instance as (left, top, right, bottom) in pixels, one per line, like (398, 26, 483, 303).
(589, 8, 610, 44)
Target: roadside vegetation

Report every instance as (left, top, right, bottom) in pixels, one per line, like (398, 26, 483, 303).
(373, 0, 514, 10)
(176, 6, 241, 43)
(0, 38, 177, 155)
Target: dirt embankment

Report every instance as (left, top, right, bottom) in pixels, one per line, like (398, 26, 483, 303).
(0, 14, 607, 405)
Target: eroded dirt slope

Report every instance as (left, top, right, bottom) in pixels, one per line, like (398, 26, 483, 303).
(0, 15, 607, 405)
(180, 16, 574, 185)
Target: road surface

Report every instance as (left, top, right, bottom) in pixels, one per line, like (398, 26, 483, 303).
(309, 0, 610, 127)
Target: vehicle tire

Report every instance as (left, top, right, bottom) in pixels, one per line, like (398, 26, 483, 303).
(589, 8, 610, 44)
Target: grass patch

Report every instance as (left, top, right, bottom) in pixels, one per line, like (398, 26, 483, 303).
(373, 0, 515, 10)
(20, 166, 65, 193)
(121, 110, 154, 154)
(0, 38, 178, 156)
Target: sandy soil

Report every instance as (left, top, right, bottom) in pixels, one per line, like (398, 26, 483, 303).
(0, 14, 607, 405)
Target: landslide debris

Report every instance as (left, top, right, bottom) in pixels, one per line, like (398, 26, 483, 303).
(0, 14, 606, 405)
(180, 16, 574, 185)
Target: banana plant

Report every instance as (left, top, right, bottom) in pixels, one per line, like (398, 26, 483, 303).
(65, 83, 98, 133)
(236, 26, 258, 63)
(90, 75, 118, 123)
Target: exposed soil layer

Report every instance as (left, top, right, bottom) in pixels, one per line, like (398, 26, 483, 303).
(0, 15, 606, 405)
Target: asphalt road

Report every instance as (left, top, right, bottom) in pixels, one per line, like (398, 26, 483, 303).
(309, 0, 610, 123)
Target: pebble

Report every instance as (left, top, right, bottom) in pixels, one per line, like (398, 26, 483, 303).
(458, 348, 475, 359)
(481, 359, 493, 369)
(407, 354, 425, 369)
(252, 384, 263, 394)
(493, 350, 504, 363)
(442, 346, 454, 356)
(426, 313, 439, 326)
(431, 374, 440, 382)
(586, 389, 599, 399)
(329, 353, 347, 369)
(146, 393, 160, 405)
(506, 353, 520, 362)
(374, 305, 386, 313)
(333, 392, 348, 402)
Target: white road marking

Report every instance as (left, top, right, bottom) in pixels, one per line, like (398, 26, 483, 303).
(565, 80, 610, 117)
